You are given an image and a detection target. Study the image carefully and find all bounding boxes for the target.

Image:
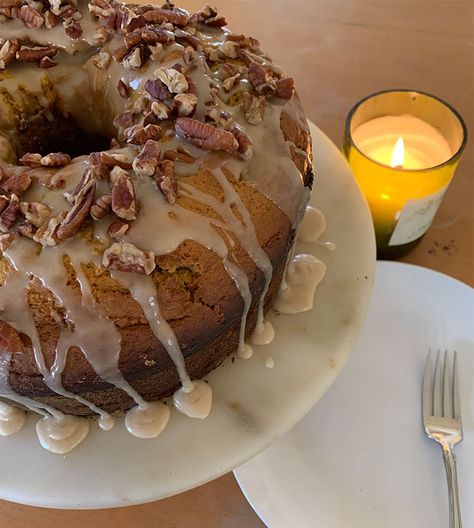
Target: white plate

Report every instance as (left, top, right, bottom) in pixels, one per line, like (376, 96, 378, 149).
(0, 123, 375, 509)
(235, 261, 474, 528)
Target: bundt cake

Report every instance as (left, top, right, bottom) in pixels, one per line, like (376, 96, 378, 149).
(0, 0, 314, 452)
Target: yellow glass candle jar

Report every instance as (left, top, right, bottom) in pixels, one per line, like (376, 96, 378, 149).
(343, 90, 467, 259)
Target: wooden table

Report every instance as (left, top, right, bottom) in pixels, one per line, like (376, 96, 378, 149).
(2, 1, 473, 526)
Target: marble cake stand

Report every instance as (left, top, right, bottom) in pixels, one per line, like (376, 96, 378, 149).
(0, 123, 376, 509)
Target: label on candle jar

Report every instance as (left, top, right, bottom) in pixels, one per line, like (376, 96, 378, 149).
(388, 185, 448, 246)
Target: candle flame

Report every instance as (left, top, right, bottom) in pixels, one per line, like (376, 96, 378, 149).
(391, 137, 405, 168)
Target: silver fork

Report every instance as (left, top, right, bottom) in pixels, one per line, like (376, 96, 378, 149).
(423, 350, 463, 528)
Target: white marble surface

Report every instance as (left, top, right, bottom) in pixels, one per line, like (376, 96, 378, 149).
(0, 123, 376, 509)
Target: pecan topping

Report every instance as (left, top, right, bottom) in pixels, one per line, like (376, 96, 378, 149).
(89, 151, 132, 169)
(0, 194, 19, 231)
(89, 0, 115, 18)
(0, 195, 9, 214)
(19, 201, 51, 227)
(275, 77, 295, 100)
(192, 4, 226, 27)
(126, 123, 161, 145)
(113, 111, 135, 134)
(155, 161, 177, 204)
(110, 167, 137, 221)
(163, 148, 195, 164)
(0, 0, 22, 7)
(41, 152, 71, 167)
(19, 5, 44, 28)
(226, 34, 260, 52)
(39, 56, 57, 68)
(92, 50, 111, 69)
(219, 62, 238, 80)
(175, 118, 238, 153)
(33, 211, 66, 247)
(17, 221, 36, 239)
(93, 26, 112, 45)
(107, 217, 129, 239)
(154, 67, 188, 94)
(44, 10, 58, 28)
(122, 46, 142, 70)
(90, 194, 112, 220)
(0, 319, 23, 354)
(117, 79, 129, 98)
(243, 92, 266, 125)
(57, 178, 95, 241)
(0, 232, 16, 251)
(145, 78, 171, 101)
(182, 45, 197, 65)
(65, 20, 83, 39)
(142, 7, 189, 27)
(172, 93, 197, 117)
(248, 61, 277, 96)
(230, 126, 253, 160)
(1, 172, 31, 197)
(150, 101, 171, 120)
(112, 44, 129, 63)
(220, 41, 240, 59)
(174, 29, 201, 51)
(133, 139, 160, 177)
(0, 39, 20, 69)
(103, 242, 156, 275)
(16, 45, 57, 62)
(19, 152, 41, 167)
(222, 73, 240, 93)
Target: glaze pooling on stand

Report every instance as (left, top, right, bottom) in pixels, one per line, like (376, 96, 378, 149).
(0, 398, 25, 436)
(0, 0, 315, 452)
(298, 205, 336, 251)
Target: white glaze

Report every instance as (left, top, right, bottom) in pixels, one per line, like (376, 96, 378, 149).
(238, 343, 254, 360)
(251, 320, 275, 346)
(265, 357, 275, 369)
(298, 205, 336, 251)
(173, 380, 212, 419)
(0, 400, 26, 436)
(274, 254, 326, 314)
(35, 415, 90, 454)
(125, 402, 170, 439)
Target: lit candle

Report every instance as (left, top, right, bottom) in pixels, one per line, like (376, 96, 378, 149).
(344, 91, 467, 258)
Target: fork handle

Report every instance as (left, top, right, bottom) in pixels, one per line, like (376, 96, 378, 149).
(442, 445, 462, 528)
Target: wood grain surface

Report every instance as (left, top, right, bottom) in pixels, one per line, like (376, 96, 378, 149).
(1, 1, 473, 527)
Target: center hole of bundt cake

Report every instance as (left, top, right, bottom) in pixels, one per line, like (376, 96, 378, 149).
(16, 109, 110, 160)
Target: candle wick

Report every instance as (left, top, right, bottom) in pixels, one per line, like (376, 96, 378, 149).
(393, 164, 403, 169)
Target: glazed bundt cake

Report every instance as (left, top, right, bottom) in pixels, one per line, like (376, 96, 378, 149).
(0, 0, 314, 452)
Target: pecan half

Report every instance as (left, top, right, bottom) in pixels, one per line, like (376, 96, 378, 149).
(0, 319, 23, 354)
(0, 39, 20, 69)
(19, 201, 51, 227)
(89, 151, 132, 169)
(41, 152, 71, 167)
(16, 45, 57, 62)
(142, 7, 189, 27)
(102, 242, 156, 275)
(174, 29, 201, 51)
(175, 117, 238, 153)
(90, 194, 112, 220)
(275, 77, 295, 100)
(242, 92, 266, 125)
(1, 172, 31, 197)
(132, 139, 160, 177)
(110, 167, 137, 220)
(39, 56, 57, 68)
(19, 152, 41, 167)
(230, 126, 253, 160)
(107, 217, 129, 239)
(219, 62, 238, 80)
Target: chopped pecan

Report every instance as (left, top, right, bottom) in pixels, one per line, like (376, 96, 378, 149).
(0, 39, 20, 69)
(163, 149, 195, 164)
(192, 4, 226, 27)
(19, 201, 51, 227)
(90, 194, 112, 220)
(142, 7, 189, 27)
(0, 0, 22, 7)
(0, 232, 16, 251)
(226, 33, 260, 52)
(33, 211, 66, 247)
(122, 46, 142, 70)
(44, 10, 58, 28)
(16, 221, 36, 239)
(1, 172, 31, 197)
(148, 43, 163, 60)
(143, 111, 159, 126)
(219, 62, 237, 80)
(39, 56, 57, 68)
(19, 152, 41, 167)
(19, 5, 44, 28)
(16, 45, 57, 62)
(89, 0, 115, 18)
(154, 160, 177, 204)
(174, 29, 201, 50)
(132, 139, 160, 177)
(230, 126, 253, 160)
(57, 177, 95, 241)
(182, 45, 197, 65)
(0, 319, 23, 354)
(0, 194, 20, 231)
(220, 41, 240, 59)
(89, 151, 132, 169)
(175, 117, 238, 153)
(145, 78, 171, 100)
(243, 92, 266, 125)
(0, 195, 9, 214)
(150, 101, 171, 120)
(113, 111, 135, 135)
(222, 73, 240, 93)
(107, 217, 129, 239)
(203, 45, 221, 62)
(93, 26, 112, 45)
(112, 44, 129, 62)
(275, 77, 295, 100)
(154, 67, 188, 94)
(65, 20, 82, 40)
(103, 242, 156, 274)
(110, 167, 137, 221)
(204, 108, 234, 129)
(41, 152, 71, 167)
(117, 79, 129, 98)
(172, 92, 197, 117)
(92, 50, 111, 69)
(126, 123, 161, 145)
(248, 61, 277, 96)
